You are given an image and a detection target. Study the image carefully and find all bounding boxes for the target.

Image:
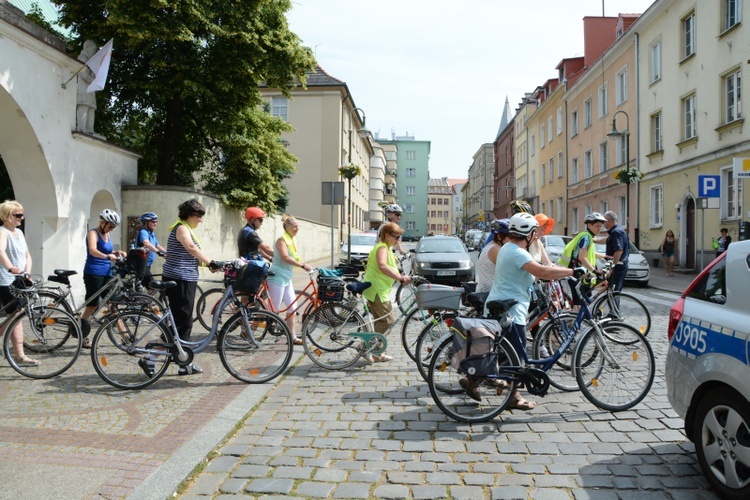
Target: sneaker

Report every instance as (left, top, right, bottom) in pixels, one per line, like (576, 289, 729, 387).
(138, 358, 155, 378)
(539, 346, 551, 358)
(178, 364, 203, 376)
(459, 377, 482, 402)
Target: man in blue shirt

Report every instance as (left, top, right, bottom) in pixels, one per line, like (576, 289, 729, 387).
(603, 211, 629, 292)
(136, 212, 166, 287)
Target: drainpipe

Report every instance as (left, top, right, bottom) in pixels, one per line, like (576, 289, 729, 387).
(634, 32, 640, 248)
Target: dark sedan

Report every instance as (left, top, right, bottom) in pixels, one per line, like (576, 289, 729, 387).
(410, 235, 474, 286)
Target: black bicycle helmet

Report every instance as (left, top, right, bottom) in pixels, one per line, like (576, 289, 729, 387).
(510, 199, 534, 215)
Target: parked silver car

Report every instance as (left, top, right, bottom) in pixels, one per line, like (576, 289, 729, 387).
(595, 241, 651, 287)
(339, 231, 377, 269)
(411, 235, 474, 286)
(665, 239, 750, 499)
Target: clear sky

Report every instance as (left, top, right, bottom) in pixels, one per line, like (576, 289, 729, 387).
(287, 0, 656, 180)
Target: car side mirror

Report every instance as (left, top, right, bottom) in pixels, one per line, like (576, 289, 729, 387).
(409, 249, 416, 253)
(709, 295, 726, 305)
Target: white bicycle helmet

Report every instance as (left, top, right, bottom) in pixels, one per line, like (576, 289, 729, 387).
(99, 209, 121, 226)
(384, 204, 402, 215)
(584, 212, 607, 224)
(508, 212, 538, 237)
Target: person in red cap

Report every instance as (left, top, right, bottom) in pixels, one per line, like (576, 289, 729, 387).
(238, 206, 274, 261)
(528, 213, 555, 265)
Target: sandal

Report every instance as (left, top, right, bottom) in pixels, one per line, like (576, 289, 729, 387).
(508, 395, 537, 411)
(15, 356, 41, 367)
(372, 354, 393, 362)
(82, 338, 92, 349)
(459, 377, 482, 402)
(291, 336, 303, 346)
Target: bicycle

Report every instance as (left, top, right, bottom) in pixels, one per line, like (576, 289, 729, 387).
(587, 261, 651, 335)
(89, 260, 294, 389)
(2, 275, 83, 379)
(427, 273, 655, 423)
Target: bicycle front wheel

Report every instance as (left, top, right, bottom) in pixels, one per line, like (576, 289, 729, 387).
(218, 309, 293, 384)
(574, 321, 655, 412)
(531, 312, 580, 392)
(400, 307, 436, 362)
(592, 291, 651, 336)
(427, 334, 519, 423)
(90, 312, 171, 390)
(3, 306, 82, 379)
(414, 317, 452, 382)
(301, 302, 367, 370)
(395, 276, 429, 314)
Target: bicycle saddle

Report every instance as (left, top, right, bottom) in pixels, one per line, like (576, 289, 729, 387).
(346, 281, 371, 295)
(486, 299, 518, 317)
(52, 269, 78, 277)
(148, 280, 178, 291)
(465, 292, 489, 311)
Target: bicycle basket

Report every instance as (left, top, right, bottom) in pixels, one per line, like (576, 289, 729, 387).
(317, 276, 345, 302)
(234, 260, 269, 294)
(415, 283, 463, 311)
(126, 247, 149, 276)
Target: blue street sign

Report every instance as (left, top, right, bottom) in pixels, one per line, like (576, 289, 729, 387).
(698, 175, 720, 198)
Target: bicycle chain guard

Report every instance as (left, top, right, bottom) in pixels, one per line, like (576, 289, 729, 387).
(347, 332, 387, 355)
(519, 367, 550, 396)
(172, 345, 194, 367)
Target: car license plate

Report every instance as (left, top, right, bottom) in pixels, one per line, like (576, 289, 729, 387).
(437, 270, 456, 276)
(626, 271, 638, 277)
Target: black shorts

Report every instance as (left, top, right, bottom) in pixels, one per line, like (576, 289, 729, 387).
(0, 285, 22, 314)
(83, 273, 113, 305)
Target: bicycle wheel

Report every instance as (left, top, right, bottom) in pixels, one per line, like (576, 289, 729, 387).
(427, 334, 519, 423)
(395, 276, 429, 314)
(591, 291, 651, 336)
(195, 288, 253, 335)
(3, 306, 82, 379)
(301, 302, 367, 370)
(400, 307, 436, 362)
(90, 311, 171, 389)
(574, 321, 655, 412)
(218, 308, 293, 384)
(414, 317, 452, 382)
(531, 312, 580, 392)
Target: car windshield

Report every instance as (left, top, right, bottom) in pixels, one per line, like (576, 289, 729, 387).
(544, 236, 569, 248)
(418, 239, 465, 253)
(350, 234, 376, 246)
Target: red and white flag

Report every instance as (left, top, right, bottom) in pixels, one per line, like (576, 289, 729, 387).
(84, 39, 113, 93)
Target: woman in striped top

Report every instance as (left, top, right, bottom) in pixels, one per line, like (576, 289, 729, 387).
(162, 199, 216, 376)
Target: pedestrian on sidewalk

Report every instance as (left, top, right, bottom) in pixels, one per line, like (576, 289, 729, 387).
(267, 215, 311, 345)
(660, 230, 676, 276)
(716, 228, 731, 258)
(362, 222, 411, 363)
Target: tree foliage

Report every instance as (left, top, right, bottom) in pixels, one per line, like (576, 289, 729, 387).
(56, 0, 315, 212)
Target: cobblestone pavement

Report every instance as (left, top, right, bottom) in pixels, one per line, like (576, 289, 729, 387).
(179, 303, 720, 500)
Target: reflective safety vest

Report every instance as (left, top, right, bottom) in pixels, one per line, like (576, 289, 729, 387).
(558, 231, 597, 269)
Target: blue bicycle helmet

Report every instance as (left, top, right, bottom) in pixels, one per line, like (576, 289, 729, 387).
(140, 212, 158, 223)
(482, 218, 510, 248)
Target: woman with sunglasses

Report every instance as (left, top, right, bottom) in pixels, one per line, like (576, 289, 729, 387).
(361, 222, 411, 363)
(0, 200, 37, 365)
(81, 209, 127, 346)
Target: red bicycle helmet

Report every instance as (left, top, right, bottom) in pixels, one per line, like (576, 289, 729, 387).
(244, 207, 266, 220)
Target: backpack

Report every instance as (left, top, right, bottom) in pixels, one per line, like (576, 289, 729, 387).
(450, 317, 502, 376)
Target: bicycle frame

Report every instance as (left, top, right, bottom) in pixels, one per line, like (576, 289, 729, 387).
(254, 270, 319, 323)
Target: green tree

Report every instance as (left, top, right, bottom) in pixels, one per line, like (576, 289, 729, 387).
(56, 0, 315, 211)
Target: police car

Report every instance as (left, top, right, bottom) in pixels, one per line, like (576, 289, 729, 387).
(665, 239, 750, 499)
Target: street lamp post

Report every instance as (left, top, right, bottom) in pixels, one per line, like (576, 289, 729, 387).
(342, 107, 370, 265)
(607, 110, 631, 232)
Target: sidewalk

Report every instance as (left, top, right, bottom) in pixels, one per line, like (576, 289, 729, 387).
(646, 265, 696, 295)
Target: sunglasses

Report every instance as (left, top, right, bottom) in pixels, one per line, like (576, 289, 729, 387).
(12, 213, 24, 219)
(255, 218, 264, 222)
(393, 234, 402, 240)
(393, 213, 402, 217)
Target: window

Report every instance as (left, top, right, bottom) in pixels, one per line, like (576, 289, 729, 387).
(683, 93, 697, 140)
(549, 157, 554, 182)
(557, 197, 563, 223)
(558, 152, 564, 178)
(540, 126, 545, 149)
(616, 136, 627, 166)
(598, 84, 608, 118)
(600, 201, 608, 215)
(547, 117, 553, 142)
(405, 186, 415, 195)
(406, 168, 416, 177)
(651, 112, 663, 152)
(724, 69, 742, 123)
(530, 134, 536, 155)
(616, 67, 628, 105)
(599, 141, 608, 173)
(584, 99, 593, 128)
(571, 110, 579, 137)
(406, 221, 416, 230)
(271, 96, 288, 121)
(541, 202, 546, 214)
(406, 150, 416, 160)
(584, 150, 593, 178)
(571, 157, 579, 183)
(541, 164, 546, 186)
(722, 0, 741, 32)
(404, 204, 415, 213)
(549, 199, 554, 220)
(722, 166, 741, 219)
(650, 40, 662, 83)
(430, 210, 436, 218)
(430, 198, 436, 205)
(687, 257, 726, 304)
(556, 107, 563, 134)
(650, 184, 663, 227)
(572, 207, 579, 233)
(618, 196, 627, 222)
(682, 11, 696, 59)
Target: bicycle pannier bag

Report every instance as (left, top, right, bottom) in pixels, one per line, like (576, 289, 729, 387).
(317, 276, 345, 302)
(234, 259, 269, 294)
(451, 317, 501, 377)
(126, 247, 149, 276)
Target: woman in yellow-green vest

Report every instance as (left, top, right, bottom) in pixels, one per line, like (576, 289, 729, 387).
(267, 215, 312, 345)
(557, 212, 607, 271)
(362, 222, 412, 363)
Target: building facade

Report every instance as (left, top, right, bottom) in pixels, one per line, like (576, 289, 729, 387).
(427, 177, 453, 235)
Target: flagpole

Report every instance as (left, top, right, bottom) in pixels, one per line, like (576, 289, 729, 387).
(61, 63, 87, 89)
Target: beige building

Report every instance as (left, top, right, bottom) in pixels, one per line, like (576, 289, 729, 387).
(427, 177, 453, 235)
(513, 96, 538, 213)
(634, 0, 750, 270)
(260, 66, 373, 240)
